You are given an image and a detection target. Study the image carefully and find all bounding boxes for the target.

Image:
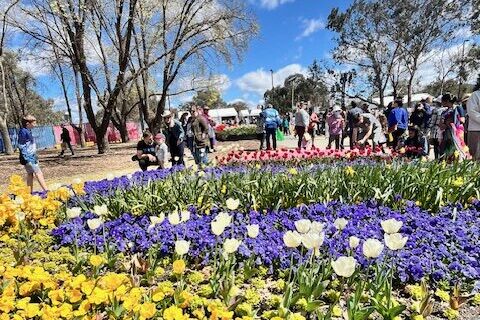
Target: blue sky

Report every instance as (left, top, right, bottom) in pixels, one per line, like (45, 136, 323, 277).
(27, 0, 351, 115)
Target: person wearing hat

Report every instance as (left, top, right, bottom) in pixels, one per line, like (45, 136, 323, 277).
(162, 110, 185, 166)
(294, 102, 310, 149)
(18, 115, 48, 193)
(59, 124, 74, 156)
(326, 105, 345, 149)
(387, 97, 409, 150)
(467, 88, 480, 160)
(353, 112, 386, 149)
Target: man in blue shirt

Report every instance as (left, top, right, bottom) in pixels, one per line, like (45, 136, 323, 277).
(263, 104, 281, 150)
(18, 115, 48, 193)
(387, 97, 409, 150)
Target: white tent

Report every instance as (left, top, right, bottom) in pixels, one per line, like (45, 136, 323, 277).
(249, 109, 262, 117)
(239, 110, 249, 118)
(208, 108, 238, 123)
(372, 92, 434, 106)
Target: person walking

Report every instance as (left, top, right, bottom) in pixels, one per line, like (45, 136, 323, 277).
(59, 124, 74, 156)
(18, 115, 48, 193)
(308, 107, 319, 148)
(467, 90, 480, 160)
(294, 102, 310, 149)
(190, 105, 210, 165)
(163, 110, 185, 166)
(387, 97, 409, 150)
(263, 104, 281, 150)
(428, 100, 447, 160)
(202, 107, 217, 153)
(346, 101, 363, 148)
(256, 106, 266, 150)
(326, 106, 344, 149)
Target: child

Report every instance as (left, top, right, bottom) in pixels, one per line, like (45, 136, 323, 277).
(154, 133, 169, 169)
(327, 105, 345, 149)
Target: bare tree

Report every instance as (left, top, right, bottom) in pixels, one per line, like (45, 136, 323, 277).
(327, 1, 400, 108)
(0, 0, 19, 154)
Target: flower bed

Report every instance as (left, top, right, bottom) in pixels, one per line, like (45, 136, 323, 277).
(2, 159, 480, 319)
(215, 125, 257, 141)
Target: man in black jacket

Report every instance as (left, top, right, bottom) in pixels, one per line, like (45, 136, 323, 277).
(59, 124, 74, 156)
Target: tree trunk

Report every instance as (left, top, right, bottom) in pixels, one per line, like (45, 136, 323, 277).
(118, 122, 129, 143)
(73, 68, 86, 148)
(97, 133, 110, 154)
(0, 115, 13, 154)
(407, 76, 414, 108)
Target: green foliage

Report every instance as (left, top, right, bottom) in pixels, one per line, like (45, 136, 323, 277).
(84, 161, 480, 217)
(215, 125, 257, 141)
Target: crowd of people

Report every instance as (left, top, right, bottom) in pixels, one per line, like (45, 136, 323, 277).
(132, 105, 218, 171)
(14, 86, 480, 192)
(254, 87, 480, 162)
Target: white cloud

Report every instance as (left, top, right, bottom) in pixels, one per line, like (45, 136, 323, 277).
(258, 0, 294, 10)
(297, 18, 325, 40)
(236, 63, 308, 95)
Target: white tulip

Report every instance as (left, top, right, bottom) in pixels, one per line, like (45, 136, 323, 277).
(66, 207, 82, 219)
(331, 256, 357, 278)
(301, 232, 325, 250)
(87, 218, 103, 230)
(15, 212, 26, 222)
(310, 221, 325, 233)
(215, 212, 232, 228)
(148, 214, 165, 229)
(93, 204, 109, 217)
(334, 218, 348, 231)
(223, 238, 242, 254)
(246, 224, 260, 238)
(349, 236, 360, 249)
(211, 220, 226, 236)
(174, 240, 190, 256)
(384, 233, 408, 251)
(294, 219, 312, 234)
(226, 198, 240, 211)
(362, 238, 384, 258)
(181, 211, 191, 223)
(283, 230, 302, 248)
(381, 218, 403, 234)
(168, 212, 181, 225)
(14, 196, 24, 205)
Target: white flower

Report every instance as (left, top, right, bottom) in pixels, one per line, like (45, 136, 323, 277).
(331, 256, 357, 278)
(87, 218, 103, 230)
(246, 224, 260, 238)
(174, 156, 180, 161)
(215, 212, 232, 227)
(93, 204, 109, 217)
(381, 218, 403, 234)
(50, 183, 62, 191)
(168, 212, 181, 225)
(334, 218, 348, 231)
(174, 240, 190, 256)
(15, 212, 26, 222)
(283, 230, 302, 248)
(223, 238, 242, 254)
(384, 233, 408, 251)
(126, 174, 133, 180)
(148, 214, 165, 230)
(72, 178, 82, 184)
(181, 211, 190, 223)
(310, 221, 325, 233)
(211, 220, 226, 236)
(106, 173, 115, 180)
(362, 238, 384, 258)
(349, 236, 360, 249)
(66, 207, 82, 219)
(226, 198, 240, 211)
(301, 231, 325, 250)
(14, 196, 24, 205)
(294, 219, 312, 234)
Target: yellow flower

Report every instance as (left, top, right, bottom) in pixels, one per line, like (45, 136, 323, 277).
(163, 305, 188, 320)
(58, 303, 73, 318)
(452, 177, 464, 188)
(89, 254, 105, 267)
(152, 289, 165, 302)
(172, 259, 186, 275)
(0, 296, 15, 313)
(19, 281, 39, 296)
(435, 288, 450, 302)
(48, 289, 65, 306)
(345, 166, 355, 176)
(139, 302, 157, 319)
(24, 303, 41, 318)
(88, 287, 109, 305)
(332, 305, 342, 317)
(288, 168, 298, 175)
(73, 300, 91, 317)
(66, 288, 83, 303)
(221, 185, 227, 194)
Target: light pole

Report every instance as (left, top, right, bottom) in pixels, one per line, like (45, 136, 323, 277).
(458, 39, 470, 98)
(270, 69, 274, 91)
